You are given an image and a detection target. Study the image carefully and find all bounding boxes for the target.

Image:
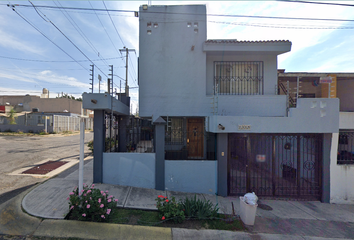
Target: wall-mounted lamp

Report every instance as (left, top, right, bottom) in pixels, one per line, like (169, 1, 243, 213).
(142, 4, 148, 10)
(91, 99, 97, 104)
(218, 124, 225, 130)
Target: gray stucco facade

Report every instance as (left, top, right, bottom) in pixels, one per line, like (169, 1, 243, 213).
(136, 4, 340, 201)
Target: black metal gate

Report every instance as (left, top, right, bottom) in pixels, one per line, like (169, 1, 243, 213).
(228, 133, 322, 200)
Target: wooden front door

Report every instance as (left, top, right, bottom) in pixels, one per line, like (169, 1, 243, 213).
(187, 118, 204, 158)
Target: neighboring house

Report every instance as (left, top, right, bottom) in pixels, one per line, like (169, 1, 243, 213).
(278, 71, 354, 204)
(84, 4, 348, 204)
(0, 89, 93, 132)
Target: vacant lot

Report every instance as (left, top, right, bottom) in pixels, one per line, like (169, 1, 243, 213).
(0, 132, 93, 196)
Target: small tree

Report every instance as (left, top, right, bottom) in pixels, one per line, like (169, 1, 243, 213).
(7, 109, 17, 125)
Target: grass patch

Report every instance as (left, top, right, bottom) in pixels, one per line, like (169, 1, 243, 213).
(71, 207, 246, 231)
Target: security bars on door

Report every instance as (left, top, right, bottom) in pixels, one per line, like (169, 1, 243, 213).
(214, 61, 264, 95)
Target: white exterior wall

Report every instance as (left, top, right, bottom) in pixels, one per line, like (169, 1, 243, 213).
(330, 112, 354, 204)
(330, 133, 354, 204)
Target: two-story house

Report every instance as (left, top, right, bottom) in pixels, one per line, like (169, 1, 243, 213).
(83, 4, 345, 203)
(138, 4, 339, 202)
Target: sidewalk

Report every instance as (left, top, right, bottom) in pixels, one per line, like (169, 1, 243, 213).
(1, 158, 354, 239)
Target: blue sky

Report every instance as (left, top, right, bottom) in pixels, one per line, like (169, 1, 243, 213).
(1, 1, 354, 113)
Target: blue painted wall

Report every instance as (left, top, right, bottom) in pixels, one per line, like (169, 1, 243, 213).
(103, 153, 155, 189)
(165, 160, 217, 194)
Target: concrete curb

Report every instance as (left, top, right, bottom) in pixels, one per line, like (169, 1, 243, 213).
(34, 219, 172, 240)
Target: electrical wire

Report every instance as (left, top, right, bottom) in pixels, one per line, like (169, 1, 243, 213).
(53, 1, 110, 67)
(8, 3, 354, 23)
(102, 1, 125, 47)
(26, 2, 108, 78)
(0, 55, 123, 62)
(9, 6, 89, 72)
(88, 1, 121, 58)
(277, 0, 354, 7)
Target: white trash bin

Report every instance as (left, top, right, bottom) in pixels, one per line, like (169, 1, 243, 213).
(239, 196, 258, 225)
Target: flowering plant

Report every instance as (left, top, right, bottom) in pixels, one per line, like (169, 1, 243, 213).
(67, 184, 118, 222)
(155, 195, 185, 223)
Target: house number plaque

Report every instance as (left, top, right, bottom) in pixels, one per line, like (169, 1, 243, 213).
(238, 125, 251, 130)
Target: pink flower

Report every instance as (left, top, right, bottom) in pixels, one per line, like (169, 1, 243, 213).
(108, 199, 112, 203)
(87, 204, 90, 209)
(90, 197, 92, 200)
(100, 204, 104, 208)
(107, 209, 111, 215)
(69, 192, 74, 195)
(165, 199, 169, 203)
(81, 189, 84, 193)
(87, 190, 91, 194)
(85, 200, 87, 203)
(162, 216, 165, 220)
(82, 213, 86, 217)
(114, 199, 118, 202)
(66, 197, 69, 201)
(91, 184, 95, 188)
(83, 194, 86, 197)
(100, 191, 104, 194)
(108, 195, 113, 199)
(98, 198, 101, 203)
(101, 215, 105, 219)
(70, 206, 74, 210)
(103, 193, 106, 196)
(105, 190, 109, 193)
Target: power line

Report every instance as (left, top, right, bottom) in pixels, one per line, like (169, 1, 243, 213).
(88, 1, 121, 58)
(25, 3, 109, 78)
(209, 21, 354, 30)
(277, 0, 354, 7)
(9, 3, 354, 22)
(102, 1, 125, 47)
(53, 1, 110, 67)
(9, 6, 89, 71)
(0, 55, 123, 62)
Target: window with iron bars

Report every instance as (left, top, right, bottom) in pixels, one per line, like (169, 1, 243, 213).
(214, 61, 263, 95)
(338, 131, 354, 164)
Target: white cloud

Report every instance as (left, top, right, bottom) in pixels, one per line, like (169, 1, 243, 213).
(0, 29, 44, 55)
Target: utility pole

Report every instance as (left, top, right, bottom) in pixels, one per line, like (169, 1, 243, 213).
(108, 65, 113, 96)
(119, 47, 136, 97)
(89, 65, 94, 93)
(98, 74, 101, 93)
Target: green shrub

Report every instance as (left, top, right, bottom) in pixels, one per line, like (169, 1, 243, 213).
(180, 195, 219, 220)
(156, 195, 185, 223)
(39, 131, 48, 135)
(68, 184, 118, 222)
(88, 140, 94, 153)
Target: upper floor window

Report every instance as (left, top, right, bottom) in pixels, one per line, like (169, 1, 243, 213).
(214, 61, 263, 95)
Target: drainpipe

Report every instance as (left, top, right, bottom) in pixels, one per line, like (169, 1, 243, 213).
(296, 76, 300, 105)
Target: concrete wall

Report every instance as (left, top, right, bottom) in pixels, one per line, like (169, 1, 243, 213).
(102, 153, 155, 189)
(330, 133, 354, 204)
(208, 98, 339, 133)
(0, 95, 82, 114)
(139, 5, 207, 118)
(337, 80, 354, 112)
(0, 124, 47, 133)
(165, 160, 217, 194)
(339, 112, 354, 129)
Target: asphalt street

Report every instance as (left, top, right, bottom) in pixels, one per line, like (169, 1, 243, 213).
(0, 132, 93, 197)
